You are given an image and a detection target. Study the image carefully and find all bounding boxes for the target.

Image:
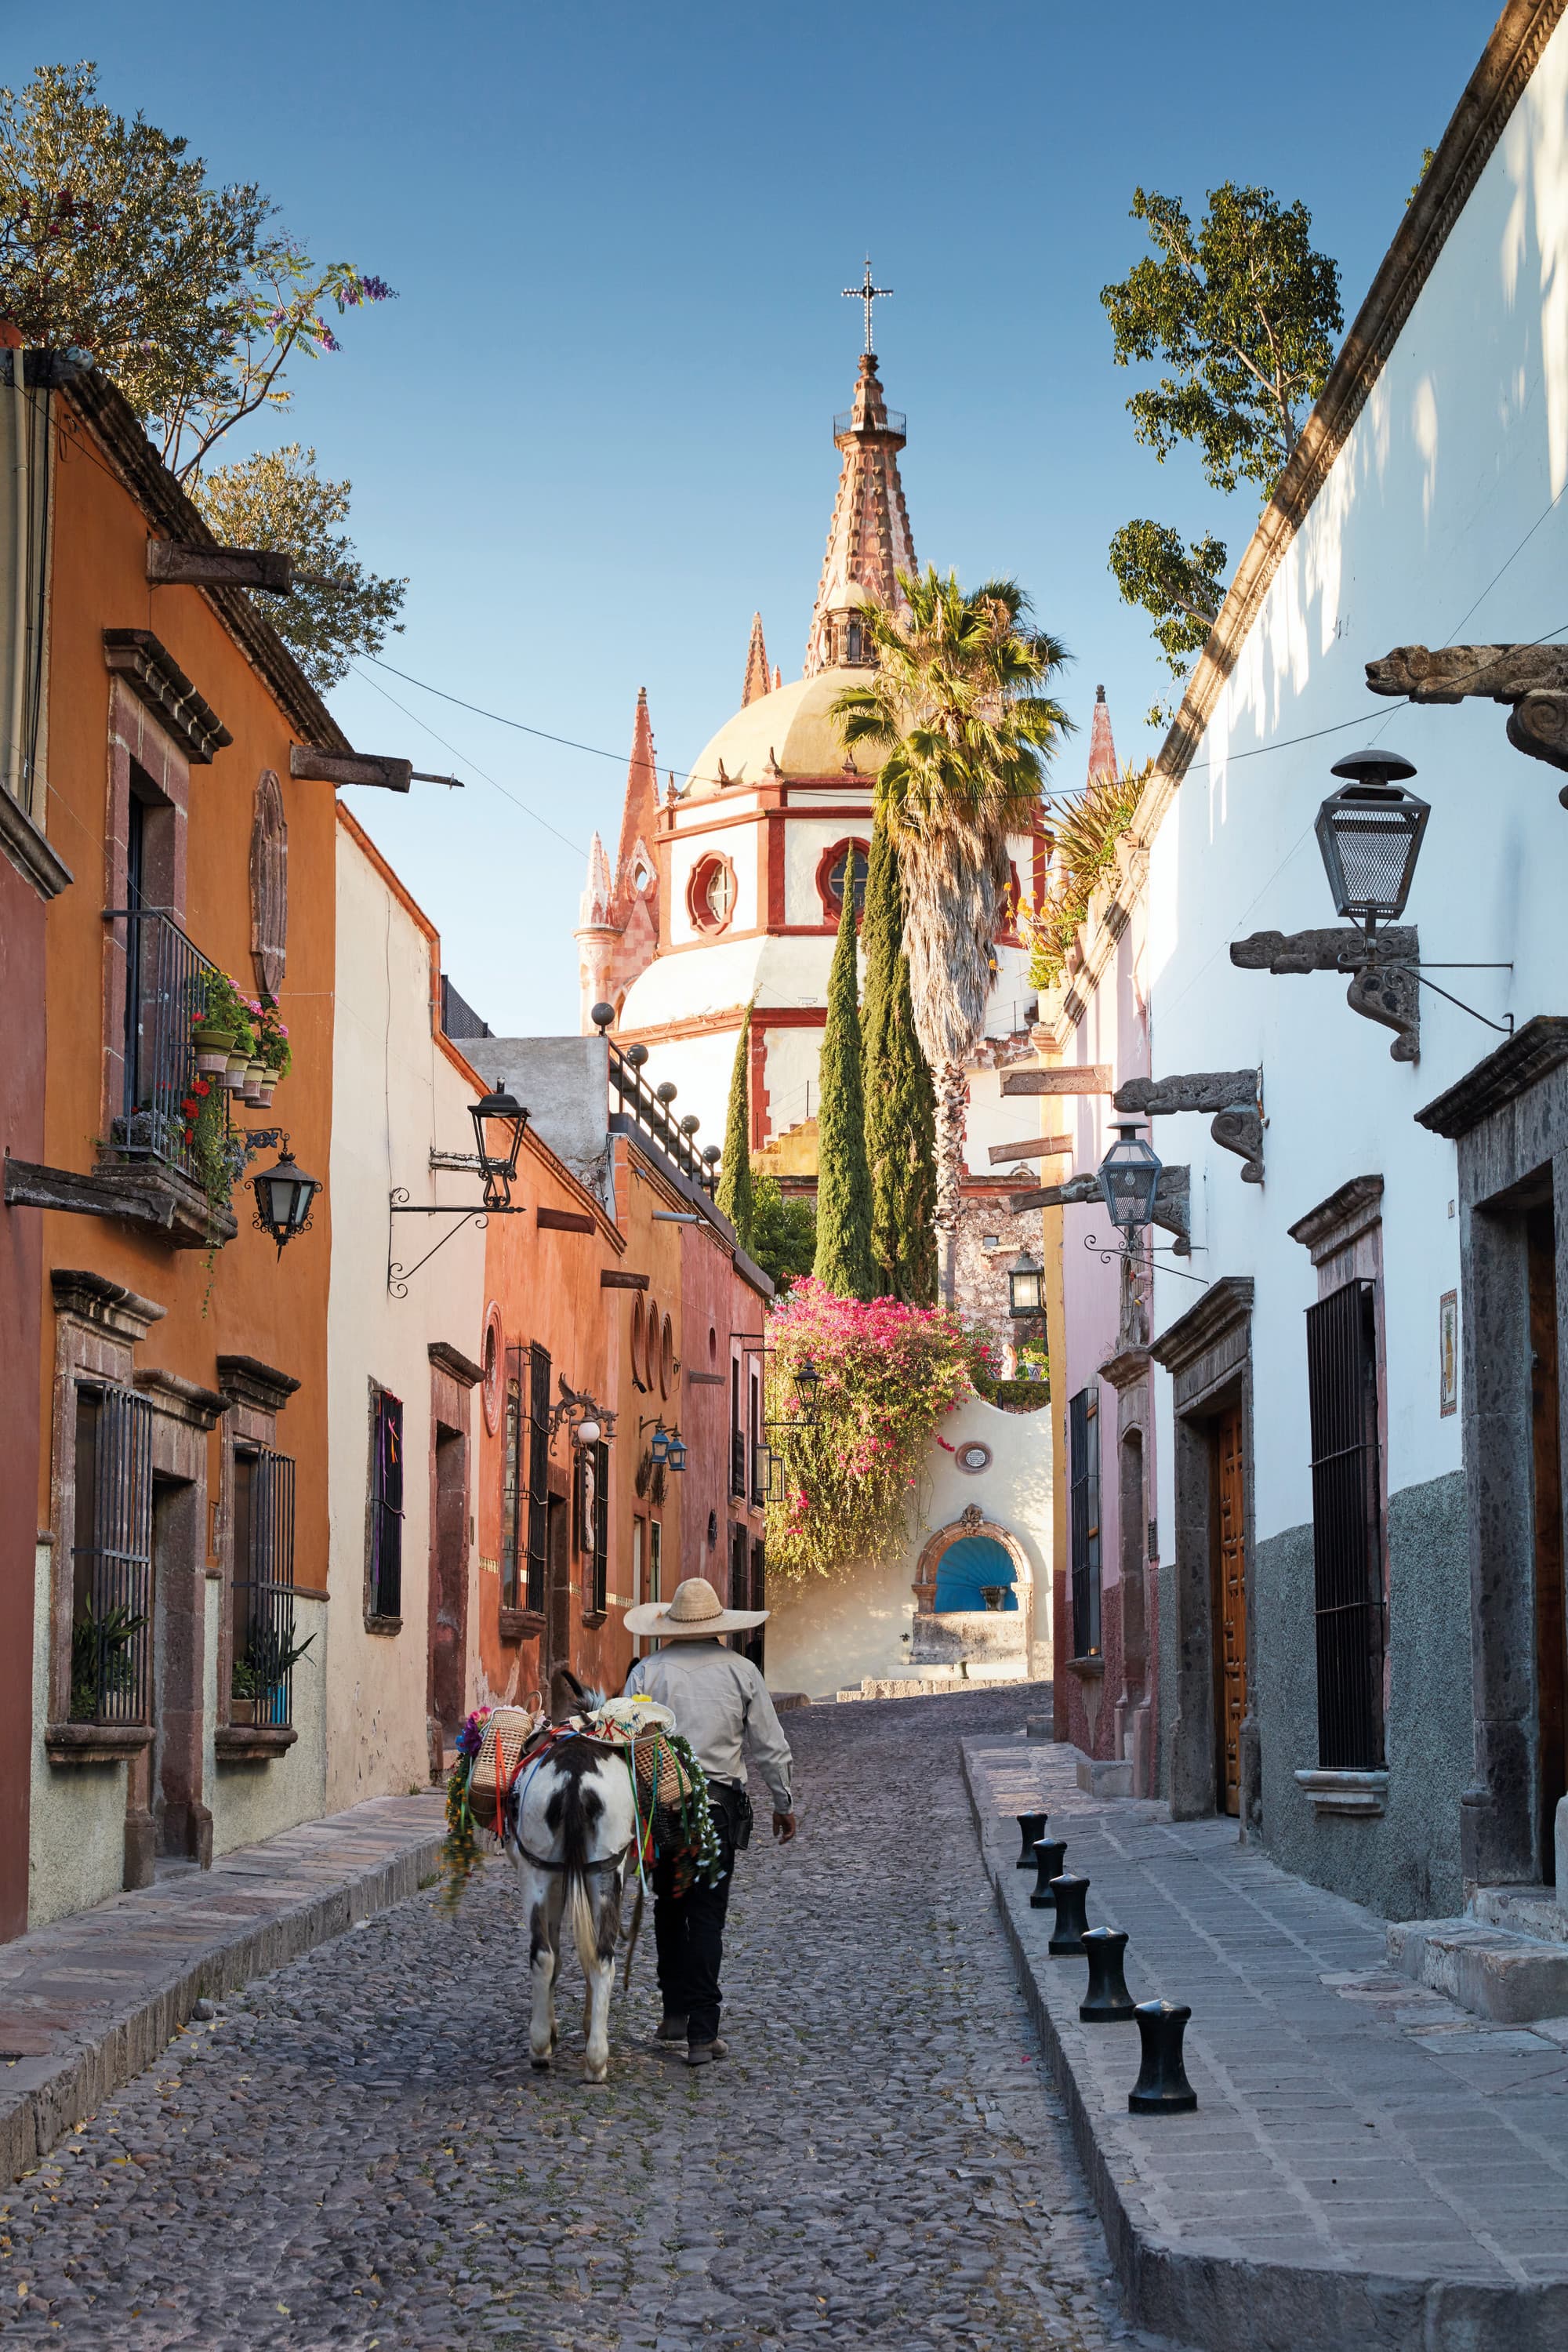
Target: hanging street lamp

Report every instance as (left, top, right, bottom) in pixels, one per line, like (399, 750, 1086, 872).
(664, 1428, 689, 1475)
(1007, 1250, 1044, 1319)
(251, 1145, 323, 1258)
(1098, 1123, 1163, 1238)
(1315, 751, 1428, 941)
(641, 1417, 670, 1464)
(469, 1087, 530, 1210)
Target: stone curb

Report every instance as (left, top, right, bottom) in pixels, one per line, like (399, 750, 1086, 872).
(962, 1744, 1568, 2352)
(1, 1798, 446, 2185)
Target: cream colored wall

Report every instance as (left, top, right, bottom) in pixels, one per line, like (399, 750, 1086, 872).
(326, 827, 485, 1810)
(27, 1542, 123, 1928)
(782, 810, 872, 924)
(764, 1394, 1053, 1699)
(209, 1584, 329, 1853)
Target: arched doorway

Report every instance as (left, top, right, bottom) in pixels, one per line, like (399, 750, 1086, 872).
(934, 1533, 1018, 1613)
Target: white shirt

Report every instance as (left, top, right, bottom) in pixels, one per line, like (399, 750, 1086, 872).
(624, 1642, 794, 1813)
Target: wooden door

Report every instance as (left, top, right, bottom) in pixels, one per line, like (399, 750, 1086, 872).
(1528, 1204, 1565, 1881)
(1214, 1406, 1248, 1818)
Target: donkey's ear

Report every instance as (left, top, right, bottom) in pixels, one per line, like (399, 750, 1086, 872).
(549, 1664, 589, 1722)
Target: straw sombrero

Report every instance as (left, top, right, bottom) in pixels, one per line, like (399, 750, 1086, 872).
(623, 1574, 769, 1639)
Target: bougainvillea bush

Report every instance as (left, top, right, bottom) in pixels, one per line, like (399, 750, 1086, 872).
(764, 1279, 995, 1581)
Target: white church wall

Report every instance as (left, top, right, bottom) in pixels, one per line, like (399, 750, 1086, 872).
(783, 808, 873, 925)
(666, 815, 761, 945)
(760, 1023, 822, 1142)
(634, 1025, 742, 1150)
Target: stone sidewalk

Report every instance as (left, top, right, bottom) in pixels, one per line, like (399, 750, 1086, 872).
(966, 1737, 1568, 2352)
(0, 1791, 446, 2182)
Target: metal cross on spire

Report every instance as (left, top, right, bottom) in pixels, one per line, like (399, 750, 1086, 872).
(843, 258, 892, 356)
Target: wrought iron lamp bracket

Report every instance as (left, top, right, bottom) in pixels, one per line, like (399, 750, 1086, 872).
(1337, 947, 1515, 1037)
(1082, 1231, 1210, 1285)
(387, 1185, 527, 1298)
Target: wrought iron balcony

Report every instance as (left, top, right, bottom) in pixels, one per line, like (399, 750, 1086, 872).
(105, 906, 219, 1185)
(608, 1040, 717, 1197)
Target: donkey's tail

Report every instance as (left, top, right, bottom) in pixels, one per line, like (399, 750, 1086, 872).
(565, 1871, 600, 1981)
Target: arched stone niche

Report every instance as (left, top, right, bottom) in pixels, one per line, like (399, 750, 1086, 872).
(250, 768, 288, 997)
(913, 1501, 1033, 1614)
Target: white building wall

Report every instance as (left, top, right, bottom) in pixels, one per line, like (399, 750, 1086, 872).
(327, 823, 485, 1809)
(1132, 22, 1568, 1909)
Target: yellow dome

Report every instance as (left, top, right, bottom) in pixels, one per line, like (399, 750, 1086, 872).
(681, 668, 869, 800)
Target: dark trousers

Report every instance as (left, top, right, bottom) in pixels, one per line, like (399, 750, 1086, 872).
(652, 1810, 736, 2045)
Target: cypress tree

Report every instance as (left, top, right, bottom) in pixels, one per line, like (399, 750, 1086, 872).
(716, 1004, 755, 1250)
(812, 873, 875, 1298)
(862, 815, 938, 1304)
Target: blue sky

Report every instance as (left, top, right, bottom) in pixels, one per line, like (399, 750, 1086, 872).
(23, 2, 1494, 1031)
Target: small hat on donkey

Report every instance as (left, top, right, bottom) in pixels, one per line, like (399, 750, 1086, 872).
(623, 1574, 768, 1639)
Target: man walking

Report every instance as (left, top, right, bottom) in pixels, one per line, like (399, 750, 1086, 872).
(622, 1577, 796, 2067)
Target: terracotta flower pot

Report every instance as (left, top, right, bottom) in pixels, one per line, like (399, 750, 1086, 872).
(256, 1080, 277, 1107)
(230, 1696, 256, 1726)
(192, 1024, 236, 1075)
(241, 1059, 266, 1103)
(223, 1053, 249, 1091)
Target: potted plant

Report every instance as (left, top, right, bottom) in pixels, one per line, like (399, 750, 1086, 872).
(241, 1618, 316, 1726)
(70, 1600, 147, 1722)
(230, 1656, 259, 1724)
(252, 997, 292, 1102)
(194, 972, 253, 1076)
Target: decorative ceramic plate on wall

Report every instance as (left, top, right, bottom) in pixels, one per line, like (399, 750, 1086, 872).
(954, 1441, 992, 1475)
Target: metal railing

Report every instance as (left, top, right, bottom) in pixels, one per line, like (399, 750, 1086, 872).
(833, 407, 906, 437)
(105, 906, 218, 1184)
(71, 1383, 154, 1725)
(608, 1040, 717, 1196)
(232, 1447, 300, 1727)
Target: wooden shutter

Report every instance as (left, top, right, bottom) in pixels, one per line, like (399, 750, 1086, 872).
(527, 1343, 551, 1615)
(1305, 1280, 1385, 1769)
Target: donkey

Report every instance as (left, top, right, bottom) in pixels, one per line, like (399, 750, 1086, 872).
(506, 1671, 638, 2083)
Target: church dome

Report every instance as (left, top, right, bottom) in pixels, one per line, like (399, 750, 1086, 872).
(681, 667, 872, 801)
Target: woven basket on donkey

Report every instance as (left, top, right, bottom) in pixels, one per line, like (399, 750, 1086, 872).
(626, 1730, 694, 1817)
(467, 1708, 541, 1824)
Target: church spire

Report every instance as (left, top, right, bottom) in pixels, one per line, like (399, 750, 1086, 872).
(742, 612, 771, 705)
(1087, 684, 1118, 782)
(804, 352, 916, 678)
(610, 687, 661, 924)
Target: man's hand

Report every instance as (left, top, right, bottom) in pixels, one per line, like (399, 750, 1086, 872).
(772, 1809, 797, 1844)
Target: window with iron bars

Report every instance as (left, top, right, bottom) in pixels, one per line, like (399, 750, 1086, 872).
(526, 1343, 550, 1616)
(749, 1370, 764, 1506)
(1068, 1386, 1102, 1659)
(232, 1446, 300, 1726)
(70, 1383, 154, 1726)
(1305, 1279, 1385, 1769)
(588, 1439, 609, 1614)
(368, 1388, 404, 1620)
(730, 1359, 746, 1497)
(500, 1345, 524, 1611)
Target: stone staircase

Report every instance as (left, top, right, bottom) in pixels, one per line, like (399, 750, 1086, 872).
(1388, 1885, 1568, 2023)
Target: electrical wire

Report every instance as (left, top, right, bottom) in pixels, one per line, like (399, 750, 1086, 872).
(348, 662, 590, 858)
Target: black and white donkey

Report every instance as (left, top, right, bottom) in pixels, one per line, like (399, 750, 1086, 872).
(504, 1670, 639, 2083)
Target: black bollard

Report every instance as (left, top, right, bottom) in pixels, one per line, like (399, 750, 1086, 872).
(1028, 1838, 1067, 1910)
(1047, 1873, 1091, 1955)
(1079, 1927, 1136, 2022)
(1128, 1999, 1198, 2113)
(1014, 1810, 1048, 1867)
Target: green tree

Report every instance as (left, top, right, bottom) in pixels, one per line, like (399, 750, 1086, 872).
(750, 1174, 816, 1294)
(1106, 520, 1228, 677)
(1101, 181, 1341, 665)
(833, 567, 1071, 1262)
(860, 815, 937, 1303)
(812, 873, 874, 1299)
(715, 1006, 755, 1250)
(0, 64, 401, 688)
(190, 445, 405, 693)
(0, 63, 395, 479)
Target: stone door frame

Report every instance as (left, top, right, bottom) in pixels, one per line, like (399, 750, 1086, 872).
(1150, 1276, 1257, 1826)
(1417, 1018, 1568, 1889)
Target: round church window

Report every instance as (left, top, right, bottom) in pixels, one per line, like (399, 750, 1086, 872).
(688, 853, 737, 935)
(955, 1441, 993, 1475)
(818, 838, 869, 919)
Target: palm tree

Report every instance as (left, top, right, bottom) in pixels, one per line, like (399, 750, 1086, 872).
(832, 567, 1072, 1272)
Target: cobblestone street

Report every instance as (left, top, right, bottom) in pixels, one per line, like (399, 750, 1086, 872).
(0, 1692, 1152, 2352)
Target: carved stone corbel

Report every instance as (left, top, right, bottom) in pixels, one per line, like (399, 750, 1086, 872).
(1366, 643, 1568, 787)
(1229, 927, 1419, 1063)
(1113, 1070, 1264, 1183)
